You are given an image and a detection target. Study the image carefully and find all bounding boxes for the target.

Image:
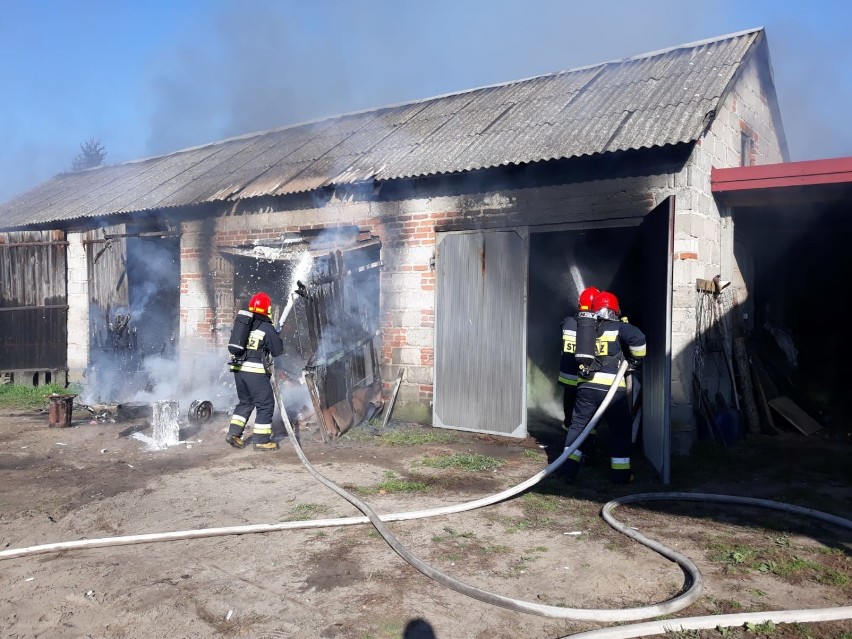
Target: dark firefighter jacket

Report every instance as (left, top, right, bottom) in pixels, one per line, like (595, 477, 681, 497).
(228, 314, 284, 375)
(558, 314, 646, 390)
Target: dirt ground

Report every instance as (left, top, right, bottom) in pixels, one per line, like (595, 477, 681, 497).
(0, 405, 850, 639)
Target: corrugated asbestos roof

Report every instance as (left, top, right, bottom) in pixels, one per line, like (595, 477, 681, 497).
(0, 29, 763, 228)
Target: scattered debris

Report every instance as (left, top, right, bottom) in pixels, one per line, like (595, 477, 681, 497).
(187, 400, 214, 423)
(769, 396, 823, 435)
(107, 311, 137, 350)
(381, 368, 404, 430)
(76, 402, 116, 423)
(117, 423, 148, 438)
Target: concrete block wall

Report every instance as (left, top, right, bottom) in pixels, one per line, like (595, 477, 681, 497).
(66, 232, 89, 384)
(668, 52, 786, 453)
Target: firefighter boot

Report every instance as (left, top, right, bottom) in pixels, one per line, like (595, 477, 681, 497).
(610, 468, 634, 485)
(225, 434, 245, 449)
(562, 454, 582, 483)
(254, 440, 279, 451)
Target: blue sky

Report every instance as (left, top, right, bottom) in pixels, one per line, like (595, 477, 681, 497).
(1, 0, 850, 202)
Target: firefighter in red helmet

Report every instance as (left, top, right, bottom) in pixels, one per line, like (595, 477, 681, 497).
(226, 292, 284, 451)
(562, 290, 646, 484)
(558, 286, 600, 457)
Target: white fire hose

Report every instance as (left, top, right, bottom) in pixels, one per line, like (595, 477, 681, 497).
(3, 359, 851, 636)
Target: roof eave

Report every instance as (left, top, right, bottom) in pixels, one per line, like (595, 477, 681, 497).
(712, 156, 852, 193)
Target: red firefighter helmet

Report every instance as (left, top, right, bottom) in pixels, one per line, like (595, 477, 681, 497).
(578, 286, 600, 311)
(592, 291, 620, 315)
(248, 292, 272, 318)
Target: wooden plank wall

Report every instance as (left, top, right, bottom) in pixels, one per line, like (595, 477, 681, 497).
(0, 230, 68, 375)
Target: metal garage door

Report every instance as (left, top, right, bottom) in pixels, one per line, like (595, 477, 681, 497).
(642, 196, 675, 483)
(433, 230, 527, 437)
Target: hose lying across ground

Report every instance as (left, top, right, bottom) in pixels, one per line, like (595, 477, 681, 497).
(2, 359, 851, 636)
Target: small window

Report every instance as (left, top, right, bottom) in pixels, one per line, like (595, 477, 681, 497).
(740, 132, 754, 167)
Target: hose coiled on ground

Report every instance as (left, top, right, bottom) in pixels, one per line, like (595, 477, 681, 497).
(2, 359, 850, 636)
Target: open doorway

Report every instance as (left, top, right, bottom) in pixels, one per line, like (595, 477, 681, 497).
(736, 204, 852, 440)
(226, 231, 383, 439)
(85, 232, 181, 405)
(525, 223, 650, 475)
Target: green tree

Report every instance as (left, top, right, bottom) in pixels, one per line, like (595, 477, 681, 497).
(70, 137, 107, 171)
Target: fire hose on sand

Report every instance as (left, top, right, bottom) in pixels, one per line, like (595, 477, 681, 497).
(1, 360, 850, 638)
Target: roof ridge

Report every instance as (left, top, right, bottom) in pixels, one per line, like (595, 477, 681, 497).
(91, 27, 764, 170)
(1, 27, 768, 224)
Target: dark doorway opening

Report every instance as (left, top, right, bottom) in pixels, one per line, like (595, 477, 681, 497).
(526, 225, 646, 453)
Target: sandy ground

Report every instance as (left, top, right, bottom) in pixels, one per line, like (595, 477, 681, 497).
(0, 406, 850, 639)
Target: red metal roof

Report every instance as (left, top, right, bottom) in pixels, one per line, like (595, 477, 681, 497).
(712, 156, 852, 192)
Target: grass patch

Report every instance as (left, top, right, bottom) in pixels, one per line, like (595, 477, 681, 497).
(706, 539, 850, 590)
(525, 546, 548, 553)
(378, 429, 457, 446)
(419, 452, 504, 472)
(289, 503, 326, 521)
(745, 620, 776, 634)
(707, 597, 743, 613)
(665, 630, 701, 638)
(815, 568, 850, 587)
(431, 526, 475, 543)
(707, 542, 758, 573)
(352, 471, 428, 495)
(346, 426, 458, 446)
(504, 492, 565, 533)
(362, 620, 404, 639)
(521, 449, 543, 459)
(0, 383, 72, 410)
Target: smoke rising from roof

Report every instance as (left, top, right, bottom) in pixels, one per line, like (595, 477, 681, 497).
(1, 1, 850, 202)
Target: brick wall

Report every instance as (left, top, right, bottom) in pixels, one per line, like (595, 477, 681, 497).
(176, 52, 786, 437)
(179, 165, 675, 421)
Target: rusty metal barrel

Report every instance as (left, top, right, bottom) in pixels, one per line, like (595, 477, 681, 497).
(48, 394, 77, 428)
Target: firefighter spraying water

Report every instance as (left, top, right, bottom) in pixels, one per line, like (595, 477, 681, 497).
(560, 290, 647, 484)
(224, 292, 285, 451)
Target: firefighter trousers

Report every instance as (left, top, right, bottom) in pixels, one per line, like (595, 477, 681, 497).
(228, 371, 275, 444)
(562, 384, 632, 483)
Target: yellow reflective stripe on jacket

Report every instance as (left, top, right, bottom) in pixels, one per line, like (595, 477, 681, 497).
(229, 361, 268, 373)
(628, 343, 646, 357)
(578, 372, 627, 388)
(558, 372, 578, 386)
